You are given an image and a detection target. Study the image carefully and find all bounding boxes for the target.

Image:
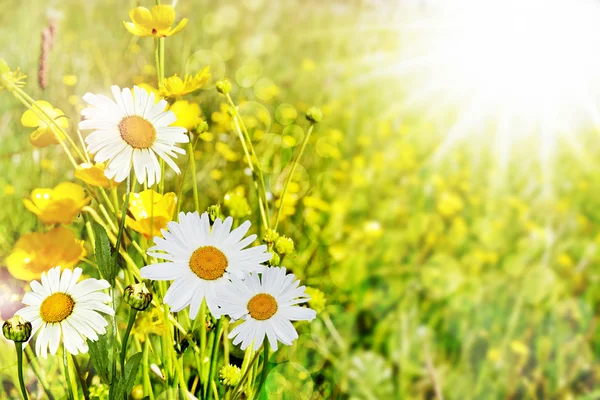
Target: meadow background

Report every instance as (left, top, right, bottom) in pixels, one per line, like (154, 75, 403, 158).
(1, 0, 600, 398)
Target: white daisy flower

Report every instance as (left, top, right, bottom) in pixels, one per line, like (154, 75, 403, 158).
(219, 266, 316, 351)
(140, 212, 271, 319)
(15, 266, 114, 358)
(79, 85, 189, 187)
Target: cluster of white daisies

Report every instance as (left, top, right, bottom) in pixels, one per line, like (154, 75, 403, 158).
(13, 85, 316, 358)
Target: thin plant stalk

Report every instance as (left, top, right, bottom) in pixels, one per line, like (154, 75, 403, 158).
(63, 345, 76, 400)
(254, 341, 270, 399)
(205, 319, 224, 400)
(14, 343, 29, 400)
(121, 308, 138, 372)
(274, 123, 315, 230)
(225, 94, 270, 229)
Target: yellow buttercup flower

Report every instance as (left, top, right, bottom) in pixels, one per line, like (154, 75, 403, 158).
(170, 100, 202, 131)
(75, 163, 118, 188)
(23, 182, 91, 225)
(21, 100, 68, 148)
(160, 67, 211, 97)
(124, 5, 188, 38)
(6, 227, 85, 281)
(127, 190, 177, 239)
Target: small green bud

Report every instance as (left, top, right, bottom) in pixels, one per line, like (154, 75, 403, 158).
(267, 250, 280, 267)
(263, 228, 280, 245)
(275, 236, 295, 255)
(306, 107, 323, 123)
(220, 364, 242, 387)
(206, 204, 225, 224)
(196, 120, 209, 134)
(216, 79, 232, 94)
(124, 283, 153, 311)
(3, 315, 32, 342)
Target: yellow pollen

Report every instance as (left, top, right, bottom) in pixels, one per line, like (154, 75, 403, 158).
(247, 293, 278, 321)
(119, 116, 156, 149)
(40, 292, 75, 323)
(189, 246, 228, 280)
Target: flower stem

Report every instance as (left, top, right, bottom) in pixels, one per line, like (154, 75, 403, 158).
(254, 341, 270, 399)
(120, 308, 138, 372)
(274, 122, 315, 230)
(231, 349, 262, 400)
(205, 319, 223, 400)
(188, 138, 200, 211)
(225, 94, 271, 230)
(14, 343, 29, 400)
(63, 345, 76, 400)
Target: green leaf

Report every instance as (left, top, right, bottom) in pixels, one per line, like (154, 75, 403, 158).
(88, 335, 111, 384)
(113, 352, 143, 399)
(92, 222, 118, 284)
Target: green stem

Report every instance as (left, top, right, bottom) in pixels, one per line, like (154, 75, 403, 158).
(274, 123, 315, 230)
(232, 349, 262, 400)
(188, 138, 200, 211)
(205, 319, 223, 400)
(254, 341, 270, 399)
(143, 340, 155, 400)
(15, 343, 29, 400)
(72, 355, 90, 400)
(225, 94, 270, 229)
(63, 345, 75, 400)
(120, 308, 138, 372)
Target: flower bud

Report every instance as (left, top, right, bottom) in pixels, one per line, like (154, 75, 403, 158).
(195, 120, 209, 134)
(206, 204, 224, 224)
(3, 315, 32, 342)
(124, 283, 153, 311)
(220, 364, 241, 387)
(305, 287, 326, 314)
(216, 79, 232, 94)
(267, 250, 280, 267)
(262, 228, 280, 245)
(306, 107, 323, 123)
(275, 236, 295, 255)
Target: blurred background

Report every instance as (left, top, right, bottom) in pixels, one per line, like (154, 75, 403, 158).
(2, 0, 600, 398)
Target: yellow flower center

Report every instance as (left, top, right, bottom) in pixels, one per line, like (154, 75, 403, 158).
(247, 293, 278, 321)
(189, 246, 228, 280)
(40, 292, 75, 323)
(119, 116, 156, 149)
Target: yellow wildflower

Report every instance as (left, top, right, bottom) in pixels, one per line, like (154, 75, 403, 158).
(6, 227, 85, 281)
(437, 192, 464, 218)
(215, 142, 240, 162)
(4, 184, 15, 196)
(127, 190, 177, 239)
(62, 75, 77, 86)
(124, 5, 188, 38)
(21, 100, 68, 148)
(224, 187, 251, 219)
(160, 67, 211, 98)
(305, 287, 326, 314)
(0, 58, 26, 90)
(170, 100, 202, 131)
(23, 182, 91, 225)
(75, 163, 118, 188)
(212, 103, 234, 132)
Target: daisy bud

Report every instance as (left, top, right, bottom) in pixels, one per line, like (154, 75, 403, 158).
(206, 204, 224, 224)
(3, 315, 32, 343)
(306, 107, 323, 123)
(267, 250, 280, 267)
(263, 228, 280, 245)
(219, 364, 241, 387)
(275, 236, 295, 255)
(216, 79, 232, 94)
(124, 283, 153, 311)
